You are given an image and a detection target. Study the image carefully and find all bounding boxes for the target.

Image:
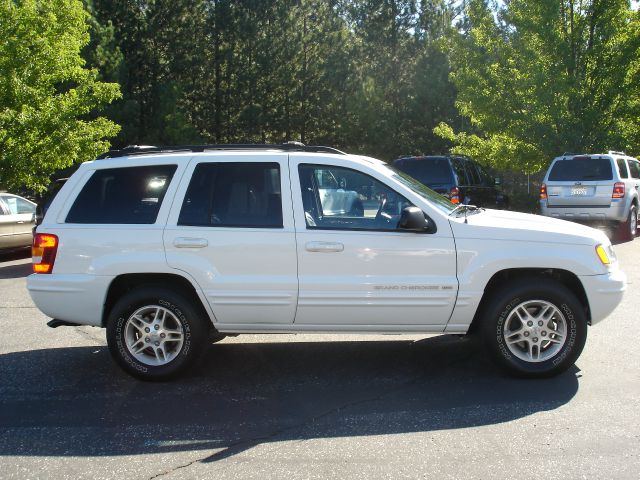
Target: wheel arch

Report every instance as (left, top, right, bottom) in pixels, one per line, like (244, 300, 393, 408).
(467, 268, 591, 334)
(102, 273, 215, 329)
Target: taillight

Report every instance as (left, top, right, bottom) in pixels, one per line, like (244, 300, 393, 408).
(450, 186, 460, 204)
(612, 182, 625, 199)
(539, 183, 548, 200)
(32, 233, 59, 274)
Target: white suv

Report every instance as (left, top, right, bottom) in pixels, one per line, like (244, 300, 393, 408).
(28, 144, 626, 380)
(540, 152, 640, 240)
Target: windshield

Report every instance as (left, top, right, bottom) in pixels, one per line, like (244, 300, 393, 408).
(382, 164, 457, 214)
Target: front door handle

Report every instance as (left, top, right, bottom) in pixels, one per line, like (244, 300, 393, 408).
(174, 237, 208, 248)
(305, 241, 344, 253)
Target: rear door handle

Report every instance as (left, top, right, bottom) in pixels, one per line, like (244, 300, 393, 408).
(305, 241, 344, 253)
(174, 237, 208, 248)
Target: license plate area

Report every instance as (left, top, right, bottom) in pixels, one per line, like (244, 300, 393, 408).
(571, 187, 589, 196)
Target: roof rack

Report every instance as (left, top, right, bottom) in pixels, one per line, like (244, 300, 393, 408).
(97, 142, 346, 159)
(607, 150, 626, 156)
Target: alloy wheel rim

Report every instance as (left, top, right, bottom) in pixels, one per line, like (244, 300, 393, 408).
(503, 300, 567, 363)
(124, 305, 185, 366)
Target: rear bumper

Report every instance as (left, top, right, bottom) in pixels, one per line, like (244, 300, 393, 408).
(540, 199, 627, 223)
(579, 269, 626, 325)
(27, 273, 113, 327)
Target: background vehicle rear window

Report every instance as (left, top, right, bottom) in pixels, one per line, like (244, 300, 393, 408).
(178, 162, 283, 228)
(548, 158, 613, 181)
(66, 165, 177, 224)
(394, 157, 453, 185)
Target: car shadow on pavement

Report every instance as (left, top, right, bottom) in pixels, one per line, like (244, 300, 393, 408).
(0, 260, 31, 279)
(0, 335, 579, 461)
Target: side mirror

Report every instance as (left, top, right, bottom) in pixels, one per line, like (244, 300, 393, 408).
(398, 206, 435, 233)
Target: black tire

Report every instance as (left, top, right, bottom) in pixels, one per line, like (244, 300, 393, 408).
(480, 278, 587, 378)
(618, 205, 637, 241)
(210, 332, 227, 343)
(106, 287, 209, 381)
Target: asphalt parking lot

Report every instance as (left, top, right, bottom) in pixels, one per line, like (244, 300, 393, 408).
(0, 239, 639, 480)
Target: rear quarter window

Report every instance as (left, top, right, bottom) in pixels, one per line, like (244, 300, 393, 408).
(66, 165, 177, 224)
(548, 157, 613, 181)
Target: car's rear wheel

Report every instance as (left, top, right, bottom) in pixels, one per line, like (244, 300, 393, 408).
(481, 279, 587, 378)
(619, 205, 637, 241)
(106, 287, 209, 380)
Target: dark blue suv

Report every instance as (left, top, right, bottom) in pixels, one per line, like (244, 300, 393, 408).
(393, 155, 509, 209)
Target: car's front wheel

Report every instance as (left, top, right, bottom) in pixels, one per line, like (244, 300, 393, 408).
(481, 279, 587, 378)
(106, 287, 209, 380)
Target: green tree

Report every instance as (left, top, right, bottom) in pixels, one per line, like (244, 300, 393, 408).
(435, 0, 640, 173)
(0, 0, 121, 192)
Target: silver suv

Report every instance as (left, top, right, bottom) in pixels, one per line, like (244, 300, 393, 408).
(540, 152, 640, 240)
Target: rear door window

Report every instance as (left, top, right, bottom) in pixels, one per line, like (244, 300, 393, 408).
(629, 160, 640, 179)
(464, 160, 481, 185)
(178, 162, 283, 228)
(617, 158, 629, 179)
(548, 157, 613, 181)
(66, 165, 177, 224)
(450, 158, 468, 185)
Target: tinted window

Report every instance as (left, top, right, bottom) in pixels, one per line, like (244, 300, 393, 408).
(394, 157, 453, 185)
(548, 157, 613, 181)
(629, 160, 640, 179)
(464, 160, 481, 185)
(476, 164, 493, 186)
(299, 164, 414, 231)
(178, 162, 283, 228)
(66, 165, 177, 224)
(617, 158, 629, 179)
(449, 158, 468, 185)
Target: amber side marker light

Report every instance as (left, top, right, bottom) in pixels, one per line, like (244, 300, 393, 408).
(596, 245, 610, 265)
(32, 233, 59, 274)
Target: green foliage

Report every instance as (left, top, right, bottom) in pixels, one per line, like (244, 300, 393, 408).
(436, 0, 640, 172)
(86, 0, 459, 159)
(0, 0, 121, 192)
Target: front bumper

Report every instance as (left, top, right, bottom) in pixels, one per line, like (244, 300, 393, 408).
(579, 269, 627, 325)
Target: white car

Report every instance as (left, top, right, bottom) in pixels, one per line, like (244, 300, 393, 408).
(27, 144, 626, 380)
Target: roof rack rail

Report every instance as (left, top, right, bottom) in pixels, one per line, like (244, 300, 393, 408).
(97, 142, 346, 159)
(561, 152, 584, 157)
(607, 150, 626, 156)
